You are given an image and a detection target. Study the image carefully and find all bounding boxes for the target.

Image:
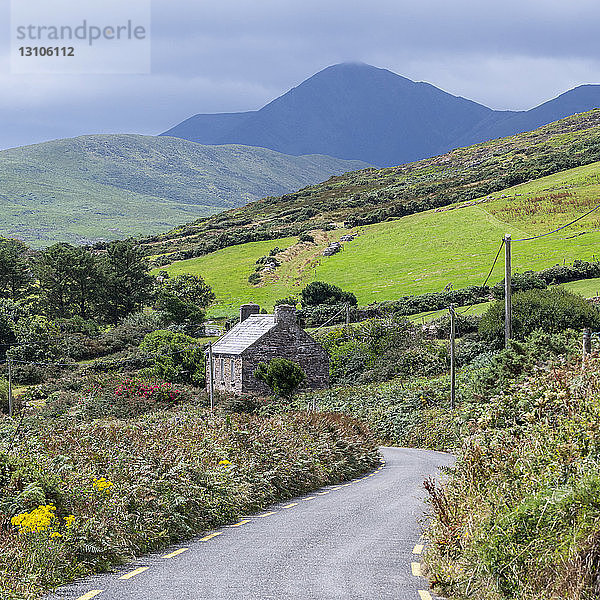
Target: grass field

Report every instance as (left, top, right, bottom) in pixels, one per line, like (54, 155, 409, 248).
(162, 162, 600, 317)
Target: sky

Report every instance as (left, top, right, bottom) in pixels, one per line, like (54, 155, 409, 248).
(1, 0, 600, 150)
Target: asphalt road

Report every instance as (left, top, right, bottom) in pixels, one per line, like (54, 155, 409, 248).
(48, 447, 453, 600)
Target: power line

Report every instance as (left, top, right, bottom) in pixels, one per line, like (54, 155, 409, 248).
(513, 202, 600, 242)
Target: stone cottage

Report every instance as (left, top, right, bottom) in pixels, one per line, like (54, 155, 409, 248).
(206, 303, 329, 395)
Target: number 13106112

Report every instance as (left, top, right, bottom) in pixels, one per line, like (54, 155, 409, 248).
(19, 46, 75, 57)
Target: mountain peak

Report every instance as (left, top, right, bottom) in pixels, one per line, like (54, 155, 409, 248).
(161, 65, 600, 167)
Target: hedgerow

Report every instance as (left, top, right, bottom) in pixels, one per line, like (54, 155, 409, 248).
(424, 344, 600, 599)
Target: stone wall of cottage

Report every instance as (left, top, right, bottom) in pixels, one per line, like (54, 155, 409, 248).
(206, 354, 243, 394)
(240, 325, 329, 395)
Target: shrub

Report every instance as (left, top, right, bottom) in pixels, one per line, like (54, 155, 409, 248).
(248, 272, 262, 285)
(253, 358, 306, 398)
(300, 281, 358, 307)
(139, 330, 205, 386)
(81, 376, 184, 419)
(478, 288, 600, 344)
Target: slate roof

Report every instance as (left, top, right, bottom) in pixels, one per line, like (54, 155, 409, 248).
(209, 314, 276, 355)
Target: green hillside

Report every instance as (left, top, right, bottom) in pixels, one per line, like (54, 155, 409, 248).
(142, 109, 600, 263)
(0, 135, 367, 247)
(159, 161, 600, 317)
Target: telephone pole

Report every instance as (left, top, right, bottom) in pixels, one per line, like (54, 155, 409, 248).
(208, 342, 214, 413)
(449, 304, 456, 410)
(504, 234, 512, 347)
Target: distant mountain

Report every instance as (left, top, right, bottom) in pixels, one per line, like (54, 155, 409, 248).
(161, 63, 600, 166)
(0, 134, 367, 247)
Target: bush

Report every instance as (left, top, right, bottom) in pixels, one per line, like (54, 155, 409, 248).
(478, 288, 600, 345)
(81, 376, 185, 419)
(139, 330, 205, 386)
(248, 272, 262, 285)
(253, 358, 306, 398)
(300, 281, 358, 307)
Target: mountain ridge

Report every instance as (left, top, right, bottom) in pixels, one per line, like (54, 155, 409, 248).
(161, 63, 600, 166)
(0, 134, 368, 247)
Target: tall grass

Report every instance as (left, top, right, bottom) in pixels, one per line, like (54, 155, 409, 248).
(0, 407, 378, 599)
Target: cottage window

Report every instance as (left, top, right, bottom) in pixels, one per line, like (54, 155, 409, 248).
(231, 359, 235, 383)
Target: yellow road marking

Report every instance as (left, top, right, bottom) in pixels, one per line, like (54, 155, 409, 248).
(316, 491, 330, 495)
(257, 511, 276, 517)
(119, 567, 149, 580)
(329, 486, 342, 490)
(411, 562, 422, 577)
(200, 532, 223, 542)
(228, 519, 251, 527)
(303, 496, 316, 501)
(418, 591, 433, 600)
(282, 502, 298, 509)
(76, 592, 103, 600)
(413, 544, 425, 554)
(164, 548, 188, 558)
(341, 483, 352, 487)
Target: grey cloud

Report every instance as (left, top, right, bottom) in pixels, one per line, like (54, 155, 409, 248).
(0, 0, 599, 148)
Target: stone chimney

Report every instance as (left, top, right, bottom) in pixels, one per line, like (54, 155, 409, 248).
(274, 304, 296, 327)
(240, 303, 260, 322)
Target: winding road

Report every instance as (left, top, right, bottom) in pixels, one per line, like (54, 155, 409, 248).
(48, 447, 453, 600)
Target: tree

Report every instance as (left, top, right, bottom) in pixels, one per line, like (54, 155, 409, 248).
(139, 330, 205, 386)
(300, 281, 357, 307)
(160, 273, 215, 308)
(253, 358, 306, 398)
(155, 273, 215, 332)
(0, 238, 33, 300)
(100, 241, 154, 323)
(37, 244, 100, 319)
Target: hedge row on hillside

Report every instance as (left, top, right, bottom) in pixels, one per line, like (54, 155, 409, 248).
(298, 260, 600, 327)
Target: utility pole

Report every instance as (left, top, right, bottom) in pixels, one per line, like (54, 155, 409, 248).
(583, 328, 592, 370)
(449, 304, 456, 410)
(504, 234, 512, 347)
(208, 342, 214, 413)
(7, 358, 13, 418)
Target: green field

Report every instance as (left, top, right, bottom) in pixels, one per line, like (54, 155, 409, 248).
(163, 161, 600, 317)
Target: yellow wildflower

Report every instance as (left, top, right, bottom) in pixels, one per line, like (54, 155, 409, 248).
(11, 504, 58, 534)
(64, 514, 76, 528)
(92, 477, 114, 492)
(218, 459, 232, 466)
